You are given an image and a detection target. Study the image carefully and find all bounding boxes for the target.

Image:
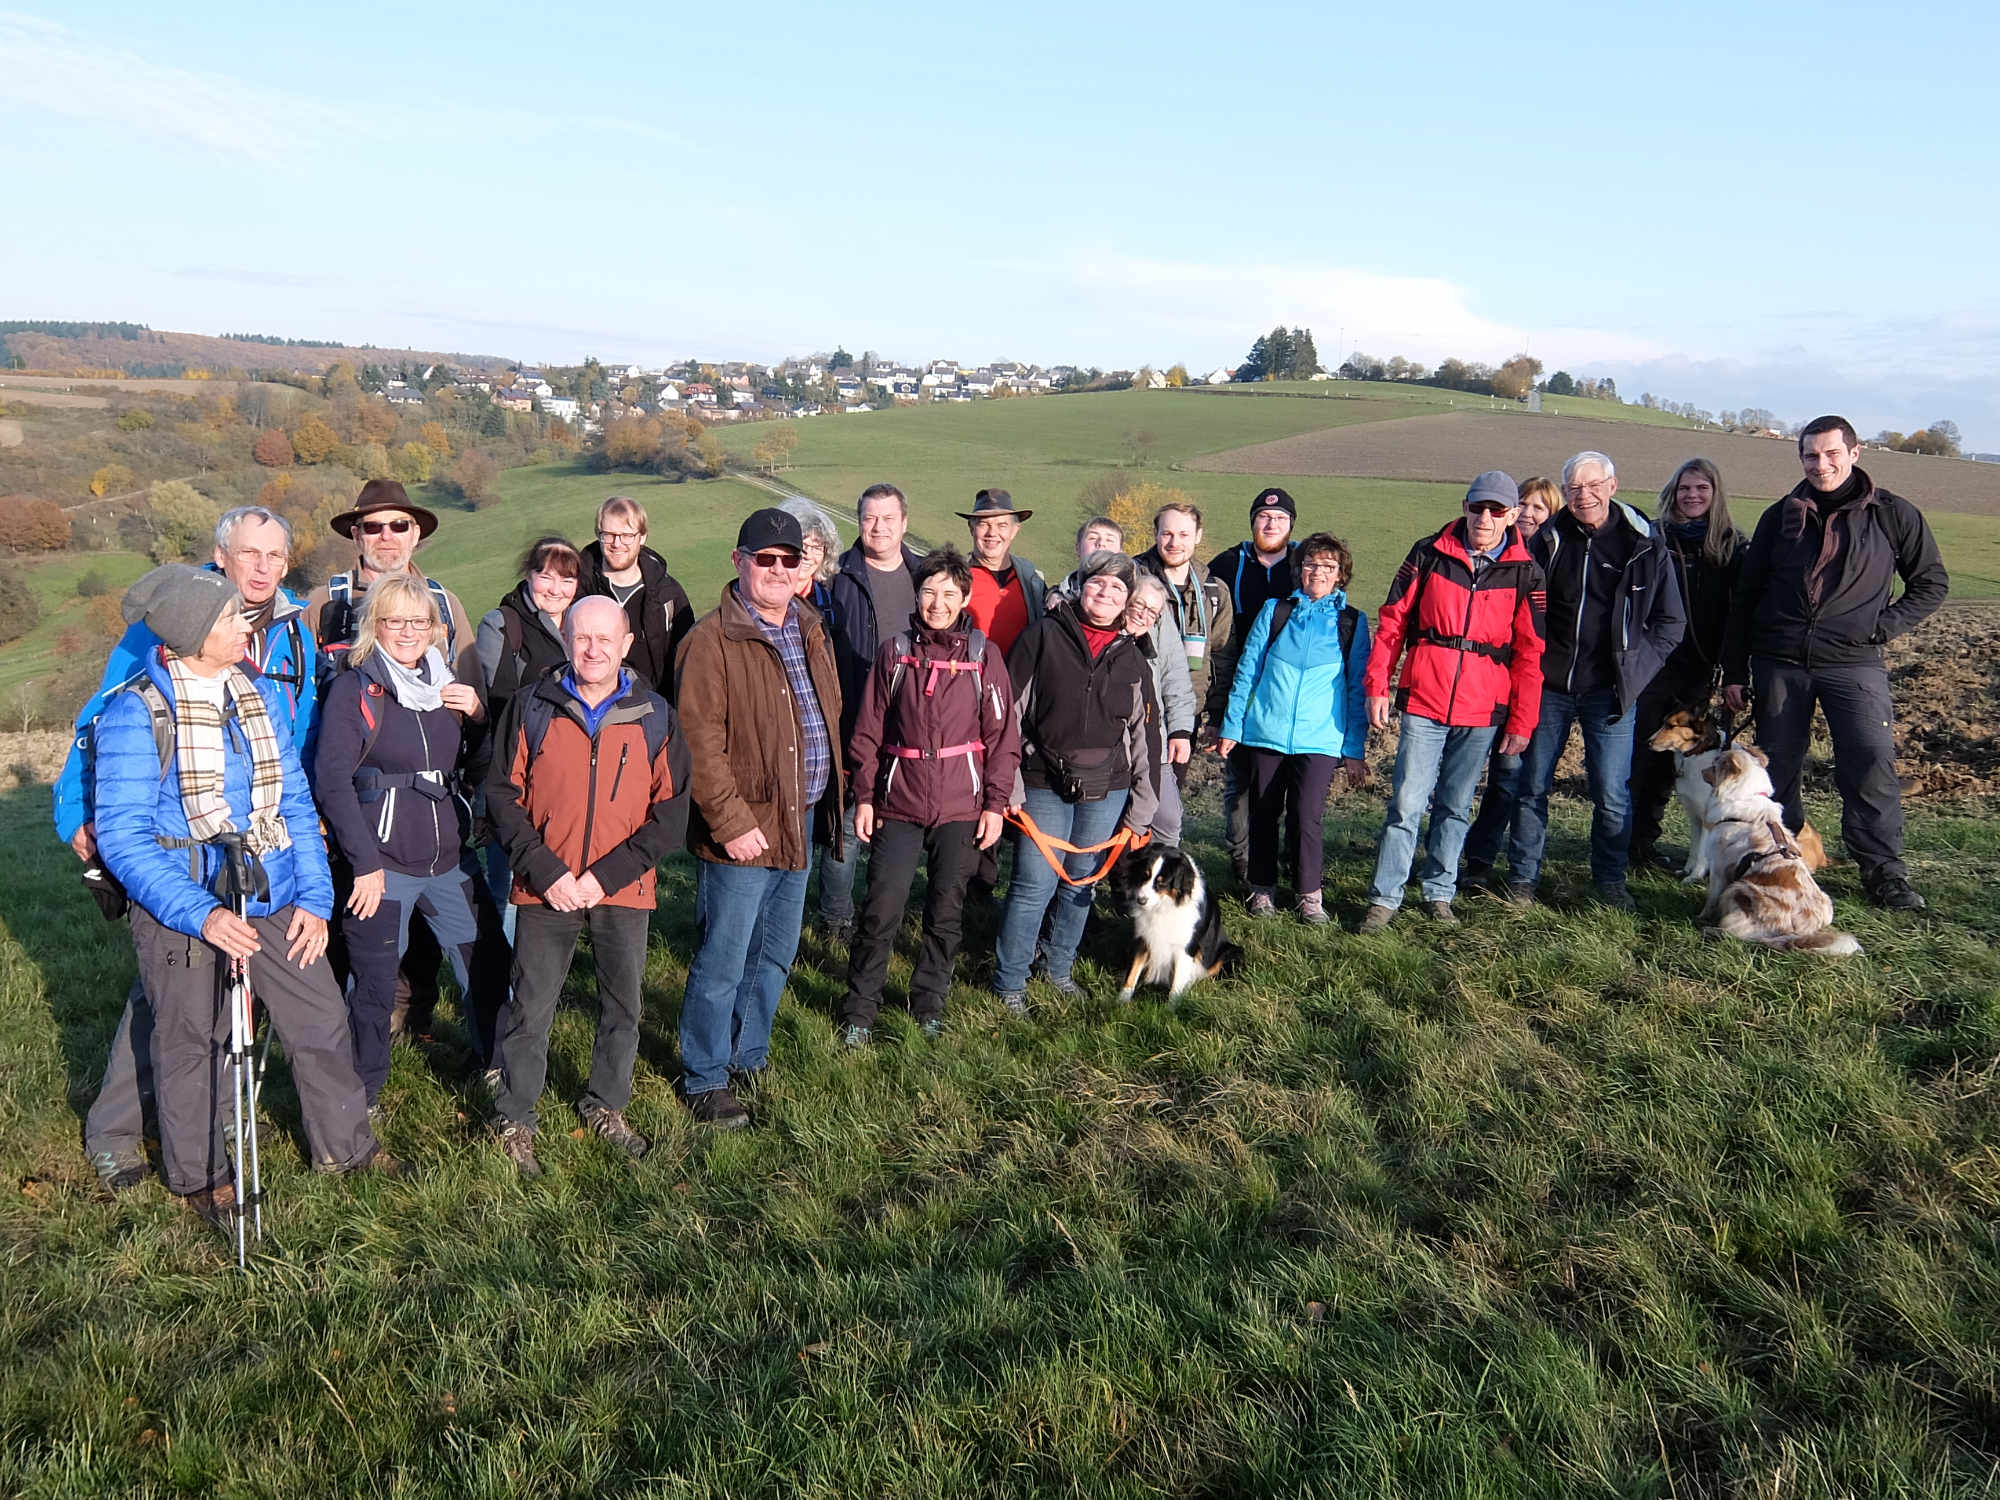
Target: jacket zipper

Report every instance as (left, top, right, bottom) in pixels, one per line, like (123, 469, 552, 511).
(608, 743, 629, 803)
(1566, 531, 1592, 693)
(1441, 557, 1480, 724)
(415, 710, 441, 866)
(579, 737, 600, 871)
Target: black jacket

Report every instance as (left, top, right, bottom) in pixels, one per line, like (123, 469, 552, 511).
(827, 541, 924, 742)
(479, 580, 571, 719)
(1205, 539, 1299, 731)
(577, 542, 694, 703)
(1723, 470, 1948, 682)
(1533, 503, 1686, 714)
(1004, 600, 1159, 829)
(315, 651, 474, 879)
(1655, 520, 1741, 685)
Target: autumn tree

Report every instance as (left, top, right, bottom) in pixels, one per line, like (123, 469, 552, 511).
(439, 450, 499, 505)
(1104, 480, 1197, 542)
(1165, 364, 1189, 388)
(89, 463, 136, 498)
(419, 421, 452, 459)
(1491, 353, 1545, 401)
(116, 408, 156, 432)
(393, 442, 434, 484)
(147, 480, 221, 563)
(0, 562, 40, 644)
(353, 442, 394, 481)
(291, 416, 339, 464)
(253, 427, 295, 467)
(353, 396, 400, 444)
(0, 495, 71, 552)
(750, 424, 799, 474)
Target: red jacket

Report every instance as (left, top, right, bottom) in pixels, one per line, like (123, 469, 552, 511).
(849, 618, 1021, 827)
(1365, 521, 1547, 738)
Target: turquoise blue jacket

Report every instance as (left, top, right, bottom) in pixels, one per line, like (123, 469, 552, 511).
(1220, 589, 1371, 759)
(53, 583, 316, 844)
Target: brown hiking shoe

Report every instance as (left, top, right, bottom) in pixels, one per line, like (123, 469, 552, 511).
(1357, 904, 1396, 935)
(184, 1181, 238, 1229)
(581, 1104, 650, 1159)
(687, 1087, 751, 1131)
(498, 1122, 543, 1179)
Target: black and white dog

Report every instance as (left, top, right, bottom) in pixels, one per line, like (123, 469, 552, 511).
(1107, 845, 1242, 1005)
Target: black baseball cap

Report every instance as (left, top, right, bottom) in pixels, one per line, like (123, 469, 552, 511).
(736, 507, 804, 554)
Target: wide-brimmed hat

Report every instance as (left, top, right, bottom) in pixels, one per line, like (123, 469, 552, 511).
(330, 479, 440, 540)
(955, 488, 1033, 523)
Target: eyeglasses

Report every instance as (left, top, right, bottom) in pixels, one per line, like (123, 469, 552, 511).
(1564, 478, 1614, 496)
(1299, 560, 1342, 576)
(597, 530, 642, 544)
(359, 518, 415, 536)
(1465, 503, 1514, 516)
(228, 548, 289, 568)
(746, 550, 800, 570)
(380, 616, 434, 633)
(1125, 601, 1163, 621)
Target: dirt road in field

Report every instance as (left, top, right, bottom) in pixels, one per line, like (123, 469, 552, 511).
(1188, 409, 2000, 514)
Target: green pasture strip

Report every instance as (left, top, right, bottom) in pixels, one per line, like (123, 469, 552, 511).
(0, 550, 153, 700)
(3, 773, 1998, 1496)
(1183, 380, 1709, 430)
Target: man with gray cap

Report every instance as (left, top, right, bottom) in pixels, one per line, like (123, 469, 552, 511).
(92, 566, 396, 1227)
(1357, 473, 1546, 932)
(674, 509, 843, 1129)
(1462, 451, 1684, 908)
(56, 505, 318, 1194)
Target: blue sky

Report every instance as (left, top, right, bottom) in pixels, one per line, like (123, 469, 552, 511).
(3, 1, 1996, 444)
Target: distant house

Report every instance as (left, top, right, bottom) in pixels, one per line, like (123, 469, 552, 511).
(1205, 367, 1233, 386)
(543, 396, 580, 421)
(621, 364, 645, 381)
(684, 383, 717, 407)
(385, 388, 427, 407)
(496, 390, 535, 413)
(657, 383, 681, 404)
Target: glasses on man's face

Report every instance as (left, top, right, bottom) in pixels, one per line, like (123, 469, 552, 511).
(747, 551, 799, 570)
(229, 548, 288, 569)
(597, 530, 641, 545)
(1465, 503, 1512, 518)
(1564, 479, 1613, 497)
(381, 616, 433, 633)
(359, 519, 414, 536)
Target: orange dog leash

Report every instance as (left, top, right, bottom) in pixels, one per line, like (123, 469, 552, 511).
(1006, 808, 1148, 887)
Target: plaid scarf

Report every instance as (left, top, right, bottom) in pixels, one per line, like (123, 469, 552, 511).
(164, 657, 292, 855)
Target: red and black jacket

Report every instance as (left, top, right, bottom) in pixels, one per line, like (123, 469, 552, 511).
(1365, 521, 1547, 738)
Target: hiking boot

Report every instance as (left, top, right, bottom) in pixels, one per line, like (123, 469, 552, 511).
(1246, 889, 1278, 918)
(1460, 859, 1492, 889)
(184, 1181, 238, 1229)
(1595, 882, 1636, 912)
(1295, 890, 1329, 925)
(346, 1147, 412, 1179)
(919, 1016, 945, 1040)
(1867, 876, 1927, 911)
(91, 1148, 150, 1194)
(498, 1122, 542, 1179)
(1503, 881, 1537, 908)
(1422, 899, 1459, 926)
(1038, 972, 1084, 999)
(581, 1105, 649, 1158)
(687, 1087, 751, 1130)
(819, 918, 854, 949)
(995, 990, 1029, 1019)
(840, 1023, 873, 1049)
(1357, 903, 1396, 935)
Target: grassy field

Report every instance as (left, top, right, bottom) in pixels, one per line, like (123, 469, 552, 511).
(3, 741, 1999, 1496)
(0, 550, 154, 702)
(1181, 380, 1712, 431)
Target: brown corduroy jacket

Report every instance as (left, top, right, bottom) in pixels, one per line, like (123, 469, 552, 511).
(675, 584, 843, 871)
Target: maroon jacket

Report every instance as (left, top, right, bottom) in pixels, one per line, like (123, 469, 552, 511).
(848, 617, 1021, 828)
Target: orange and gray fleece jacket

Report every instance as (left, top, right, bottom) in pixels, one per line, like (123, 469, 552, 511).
(484, 671, 691, 908)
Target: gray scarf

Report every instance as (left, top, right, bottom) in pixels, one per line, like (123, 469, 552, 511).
(378, 646, 450, 712)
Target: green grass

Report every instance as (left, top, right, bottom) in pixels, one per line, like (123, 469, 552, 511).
(1182, 380, 1710, 430)
(4, 760, 1999, 1496)
(0, 550, 153, 702)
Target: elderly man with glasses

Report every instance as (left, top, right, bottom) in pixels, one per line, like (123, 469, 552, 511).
(1462, 451, 1684, 909)
(575, 494, 694, 704)
(674, 509, 844, 1130)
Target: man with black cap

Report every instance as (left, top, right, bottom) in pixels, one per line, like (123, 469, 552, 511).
(674, 509, 844, 1129)
(304, 478, 486, 1037)
(1206, 487, 1302, 878)
(93, 565, 398, 1226)
(959, 489, 1047, 655)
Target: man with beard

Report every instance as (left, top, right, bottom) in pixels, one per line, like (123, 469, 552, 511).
(575, 495, 695, 704)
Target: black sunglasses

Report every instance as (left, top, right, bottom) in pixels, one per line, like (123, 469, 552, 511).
(358, 518, 415, 535)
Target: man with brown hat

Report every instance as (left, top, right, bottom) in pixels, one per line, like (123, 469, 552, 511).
(958, 489, 1047, 656)
(306, 479, 480, 687)
(305, 478, 487, 1038)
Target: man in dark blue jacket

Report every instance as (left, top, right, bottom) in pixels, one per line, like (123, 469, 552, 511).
(1722, 416, 1948, 910)
(1464, 451, 1685, 908)
(814, 482, 922, 938)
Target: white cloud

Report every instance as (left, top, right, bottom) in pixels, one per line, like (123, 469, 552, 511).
(0, 11, 349, 162)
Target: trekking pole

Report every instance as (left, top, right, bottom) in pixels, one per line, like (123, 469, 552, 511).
(225, 889, 263, 1266)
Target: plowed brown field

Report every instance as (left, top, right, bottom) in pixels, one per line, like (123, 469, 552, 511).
(1188, 409, 2000, 514)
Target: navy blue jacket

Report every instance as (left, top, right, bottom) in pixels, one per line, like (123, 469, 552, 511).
(827, 541, 924, 742)
(315, 651, 475, 879)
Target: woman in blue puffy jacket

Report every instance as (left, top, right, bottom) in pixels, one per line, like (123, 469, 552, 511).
(94, 565, 394, 1226)
(1217, 532, 1370, 923)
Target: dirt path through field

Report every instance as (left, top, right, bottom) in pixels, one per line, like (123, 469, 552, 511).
(1188, 409, 2000, 514)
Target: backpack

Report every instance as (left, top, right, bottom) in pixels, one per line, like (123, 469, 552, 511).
(885, 626, 989, 702)
(317, 572, 456, 680)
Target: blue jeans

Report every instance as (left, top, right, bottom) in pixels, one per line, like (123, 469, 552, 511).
(1509, 685, 1635, 889)
(679, 859, 809, 1097)
(480, 838, 518, 945)
(993, 786, 1128, 992)
(813, 801, 863, 925)
(1367, 715, 1497, 908)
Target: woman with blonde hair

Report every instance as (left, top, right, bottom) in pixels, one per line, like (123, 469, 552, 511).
(316, 573, 508, 1107)
(1627, 457, 1743, 868)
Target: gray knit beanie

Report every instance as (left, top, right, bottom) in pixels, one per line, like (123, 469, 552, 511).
(121, 564, 240, 657)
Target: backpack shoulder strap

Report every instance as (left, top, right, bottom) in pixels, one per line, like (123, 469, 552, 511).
(1253, 598, 1297, 681)
(520, 690, 558, 763)
(1338, 604, 1359, 661)
(425, 578, 456, 654)
(132, 679, 174, 776)
(886, 630, 916, 701)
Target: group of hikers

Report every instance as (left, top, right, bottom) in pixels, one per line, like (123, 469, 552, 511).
(56, 410, 1949, 1224)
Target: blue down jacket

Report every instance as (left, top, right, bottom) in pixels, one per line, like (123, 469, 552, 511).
(94, 647, 334, 938)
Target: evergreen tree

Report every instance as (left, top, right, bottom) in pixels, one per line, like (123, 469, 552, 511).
(1235, 335, 1270, 382)
(1290, 328, 1319, 379)
(1264, 326, 1295, 382)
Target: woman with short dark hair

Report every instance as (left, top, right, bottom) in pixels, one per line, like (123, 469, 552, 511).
(1217, 532, 1369, 923)
(840, 546, 1021, 1043)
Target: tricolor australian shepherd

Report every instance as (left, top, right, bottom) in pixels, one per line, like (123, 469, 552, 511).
(1107, 846, 1243, 1005)
(1648, 705, 1827, 884)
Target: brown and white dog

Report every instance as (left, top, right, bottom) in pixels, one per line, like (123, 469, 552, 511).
(1693, 744, 1860, 957)
(1107, 845, 1243, 1005)
(1649, 706, 1826, 884)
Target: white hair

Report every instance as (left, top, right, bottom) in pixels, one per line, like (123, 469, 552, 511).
(1562, 451, 1616, 486)
(1132, 573, 1171, 608)
(214, 505, 294, 554)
